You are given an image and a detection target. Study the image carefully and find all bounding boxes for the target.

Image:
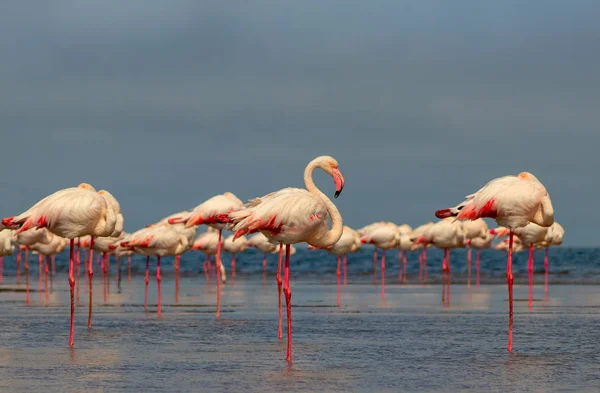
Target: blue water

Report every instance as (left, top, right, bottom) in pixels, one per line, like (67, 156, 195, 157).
(0, 247, 599, 392)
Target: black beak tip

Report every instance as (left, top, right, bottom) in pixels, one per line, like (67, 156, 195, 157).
(334, 190, 341, 198)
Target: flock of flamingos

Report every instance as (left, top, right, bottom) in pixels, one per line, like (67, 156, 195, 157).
(0, 155, 565, 363)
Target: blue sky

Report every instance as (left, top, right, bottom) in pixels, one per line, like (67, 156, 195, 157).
(1, 1, 598, 245)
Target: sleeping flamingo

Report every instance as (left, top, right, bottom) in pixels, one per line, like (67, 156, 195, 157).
(2, 183, 120, 346)
(435, 172, 554, 351)
(0, 229, 15, 283)
(541, 222, 564, 298)
(168, 192, 243, 318)
(468, 230, 494, 287)
(223, 234, 248, 286)
(361, 222, 398, 297)
(462, 218, 488, 288)
(229, 155, 345, 363)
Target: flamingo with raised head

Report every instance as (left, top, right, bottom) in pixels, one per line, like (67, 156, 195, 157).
(435, 172, 554, 351)
(1, 183, 120, 346)
(229, 155, 345, 363)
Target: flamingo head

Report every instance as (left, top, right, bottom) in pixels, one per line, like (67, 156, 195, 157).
(518, 172, 541, 183)
(315, 156, 345, 198)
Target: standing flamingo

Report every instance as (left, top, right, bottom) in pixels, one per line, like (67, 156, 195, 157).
(191, 230, 227, 284)
(469, 230, 494, 287)
(396, 224, 413, 283)
(361, 222, 398, 298)
(0, 229, 16, 283)
(514, 223, 548, 309)
(169, 192, 243, 318)
(15, 228, 53, 303)
(357, 222, 386, 283)
(229, 155, 345, 363)
(462, 219, 489, 288)
(435, 172, 554, 351)
(543, 222, 564, 297)
(411, 222, 434, 282)
(246, 233, 277, 286)
(1, 183, 120, 346)
(30, 234, 66, 304)
(223, 234, 248, 286)
(127, 224, 189, 316)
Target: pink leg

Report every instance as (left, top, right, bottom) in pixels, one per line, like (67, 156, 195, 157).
(528, 244, 534, 310)
(203, 254, 210, 282)
(403, 252, 407, 283)
(423, 249, 428, 283)
(157, 256, 162, 317)
(442, 249, 447, 304)
(38, 254, 43, 295)
(507, 231, 514, 352)
(102, 253, 108, 304)
(447, 249, 451, 305)
(467, 246, 472, 289)
(476, 250, 481, 288)
(263, 253, 267, 288)
(373, 249, 378, 284)
(69, 239, 76, 346)
(544, 247, 549, 300)
(337, 256, 341, 307)
(0, 256, 3, 284)
(175, 255, 180, 304)
(343, 255, 347, 287)
(277, 244, 283, 340)
(216, 229, 223, 318)
(45, 256, 49, 305)
(381, 250, 386, 298)
(25, 246, 30, 304)
(419, 250, 423, 282)
(144, 256, 150, 311)
(76, 244, 81, 304)
(231, 253, 236, 287)
(127, 256, 132, 282)
(52, 255, 56, 276)
(16, 249, 21, 284)
(398, 250, 403, 282)
(283, 244, 293, 363)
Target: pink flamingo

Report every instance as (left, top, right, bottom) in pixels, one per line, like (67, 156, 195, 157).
(192, 230, 227, 285)
(436, 172, 554, 351)
(30, 234, 66, 304)
(229, 155, 345, 363)
(2, 183, 121, 346)
(169, 192, 243, 318)
(514, 223, 549, 310)
(542, 222, 564, 298)
(15, 228, 53, 303)
(411, 222, 435, 282)
(361, 223, 398, 298)
(462, 218, 489, 288)
(396, 224, 413, 283)
(127, 224, 189, 316)
(246, 233, 277, 288)
(0, 229, 15, 283)
(223, 234, 248, 287)
(468, 230, 494, 287)
(357, 222, 386, 283)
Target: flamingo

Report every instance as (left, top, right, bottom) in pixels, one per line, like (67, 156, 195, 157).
(0, 229, 16, 283)
(469, 230, 494, 287)
(361, 222, 398, 297)
(435, 172, 554, 351)
(169, 192, 243, 318)
(15, 228, 53, 303)
(191, 230, 227, 285)
(1, 183, 120, 346)
(30, 234, 66, 304)
(229, 155, 345, 363)
(246, 233, 277, 285)
(396, 224, 413, 283)
(357, 222, 386, 282)
(411, 222, 435, 282)
(127, 224, 189, 316)
(223, 234, 248, 286)
(462, 218, 489, 288)
(542, 222, 564, 298)
(514, 223, 548, 309)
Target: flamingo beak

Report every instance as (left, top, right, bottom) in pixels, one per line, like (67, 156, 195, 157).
(332, 168, 345, 198)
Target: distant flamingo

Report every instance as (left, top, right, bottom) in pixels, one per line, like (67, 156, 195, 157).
(2, 183, 120, 346)
(542, 222, 564, 299)
(436, 172, 554, 351)
(223, 234, 248, 286)
(0, 230, 15, 283)
(361, 222, 398, 298)
(462, 219, 489, 288)
(247, 232, 277, 287)
(514, 223, 548, 310)
(411, 222, 434, 282)
(30, 234, 66, 304)
(396, 224, 412, 283)
(191, 230, 227, 285)
(169, 192, 243, 318)
(229, 155, 345, 363)
(469, 230, 494, 287)
(357, 222, 386, 283)
(16, 228, 53, 303)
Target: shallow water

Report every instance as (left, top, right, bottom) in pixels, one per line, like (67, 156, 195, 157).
(0, 248, 599, 392)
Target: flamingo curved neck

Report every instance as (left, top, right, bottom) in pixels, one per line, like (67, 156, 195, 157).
(304, 160, 343, 248)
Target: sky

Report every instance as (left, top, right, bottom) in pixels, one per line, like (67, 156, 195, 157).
(1, 1, 598, 245)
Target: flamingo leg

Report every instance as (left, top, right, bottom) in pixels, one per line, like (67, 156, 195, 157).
(116, 256, 121, 293)
(38, 254, 43, 300)
(0, 256, 2, 284)
(544, 247, 549, 300)
(25, 246, 30, 304)
(419, 249, 423, 282)
(88, 236, 94, 328)
(277, 244, 283, 340)
(216, 229, 223, 318)
(336, 256, 341, 307)
(373, 249, 378, 284)
(127, 256, 132, 282)
(52, 255, 56, 276)
(467, 246, 472, 289)
(476, 250, 481, 288)
(343, 254, 347, 287)
(283, 244, 293, 363)
(203, 254, 210, 282)
(231, 253, 236, 287)
(45, 256, 49, 305)
(423, 248, 428, 283)
(16, 249, 21, 284)
(403, 252, 407, 283)
(157, 256, 162, 317)
(507, 231, 514, 352)
(76, 243, 81, 304)
(68, 239, 75, 346)
(442, 249, 447, 304)
(398, 250, 403, 282)
(528, 244, 534, 310)
(263, 253, 267, 288)
(102, 253, 108, 304)
(447, 249, 451, 305)
(144, 256, 150, 311)
(175, 255, 180, 304)
(381, 250, 386, 298)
